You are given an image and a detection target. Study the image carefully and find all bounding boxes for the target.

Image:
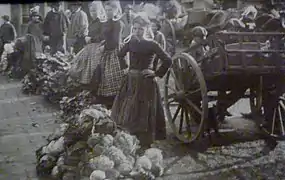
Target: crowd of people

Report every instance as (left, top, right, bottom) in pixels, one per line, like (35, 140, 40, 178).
(0, 1, 173, 147)
(0, 0, 284, 149)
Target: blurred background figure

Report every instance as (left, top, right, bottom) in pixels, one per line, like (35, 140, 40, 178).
(26, 6, 44, 54)
(121, 4, 136, 40)
(0, 15, 16, 58)
(87, 1, 103, 44)
(150, 19, 166, 71)
(43, 2, 69, 55)
(67, 1, 89, 54)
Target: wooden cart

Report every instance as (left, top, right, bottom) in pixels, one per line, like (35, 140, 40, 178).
(163, 31, 285, 143)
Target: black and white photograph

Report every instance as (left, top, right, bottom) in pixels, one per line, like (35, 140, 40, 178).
(0, 0, 284, 179)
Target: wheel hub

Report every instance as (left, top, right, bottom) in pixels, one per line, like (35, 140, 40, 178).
(175, 91, 186, 100)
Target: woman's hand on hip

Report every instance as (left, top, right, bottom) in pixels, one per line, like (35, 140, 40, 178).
(123, 68, 128, 75)
(142, 69, 155, 78)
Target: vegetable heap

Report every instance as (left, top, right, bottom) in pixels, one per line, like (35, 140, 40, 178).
(21, 52, 77, 102)
(36, 105, 165, 180)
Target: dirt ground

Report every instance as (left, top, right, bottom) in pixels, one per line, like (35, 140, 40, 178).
(0, 76, 284, 180)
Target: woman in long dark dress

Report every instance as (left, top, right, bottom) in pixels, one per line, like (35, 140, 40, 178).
(111, 13, 172, 146)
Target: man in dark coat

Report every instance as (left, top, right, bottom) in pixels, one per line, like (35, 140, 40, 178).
(43, 2, 69, 54)
(0, 15, 17, 57)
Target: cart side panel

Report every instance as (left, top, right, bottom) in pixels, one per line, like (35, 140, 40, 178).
(214, 32, 285, 74)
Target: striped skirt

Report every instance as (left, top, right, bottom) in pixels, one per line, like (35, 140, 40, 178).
(111, 70, 166, 146)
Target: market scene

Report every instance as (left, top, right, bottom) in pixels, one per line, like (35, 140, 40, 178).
(0, 0, 285, 179)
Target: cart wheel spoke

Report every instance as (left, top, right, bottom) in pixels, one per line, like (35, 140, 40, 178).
(168, 98, 176, 104)
(165, 84, 178, 93)
(179, 108, 184, 134)
(170, 69, 183, 90)
(172, 105, 181, 123)
(277, 106, 285, 135)
(185, 98, 202, 115)
(167, 93, 180, 105)
(184, 106, 192, 133)
(185, 88, 201, 96)
(271, 109, 277, 134)
(280, 100, 285, 111)
(164, 53, 208, 143)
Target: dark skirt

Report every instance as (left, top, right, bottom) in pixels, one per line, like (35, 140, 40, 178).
(111, 70, 166, 146)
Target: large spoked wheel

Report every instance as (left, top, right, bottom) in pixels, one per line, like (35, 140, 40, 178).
(250, 77, 263, 114)
(261, 94, 285, 140)
(161, 19, 176, 56)
(164, 53, 208, 143)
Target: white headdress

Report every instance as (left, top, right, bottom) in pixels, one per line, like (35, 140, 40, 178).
(30, 5, 40, 14)
(123, 12, 154, 43)
(91, 1, 107, 22)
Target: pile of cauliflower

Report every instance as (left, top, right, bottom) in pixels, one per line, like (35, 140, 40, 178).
(35, 105, 165, 180)
(87, 133, 164, 180)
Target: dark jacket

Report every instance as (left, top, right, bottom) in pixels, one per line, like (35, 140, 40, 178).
(43, 10, 69, 37)
(0, 22, 16, 43)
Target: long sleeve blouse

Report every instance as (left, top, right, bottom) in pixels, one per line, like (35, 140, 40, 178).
(88, 18, 103, 43)
(117, 38, 172, 77)
(102, 19, 122, 50)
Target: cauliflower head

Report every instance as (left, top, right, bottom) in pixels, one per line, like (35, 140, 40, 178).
(114, 131, 140, 155)
(102, 146, 127, 165)
(135, 155, 152, 171)
(144, 148, 163, 165)
(89, 155, 115, 171)
(90, 170, 106, 180)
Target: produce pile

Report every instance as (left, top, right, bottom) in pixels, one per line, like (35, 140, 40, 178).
(21, 52, 80, 104)
(36, 105, 164, 180)
(21, 54, 47, 94)
(59, 90, 94, 119)
(40, 53, 73, 103)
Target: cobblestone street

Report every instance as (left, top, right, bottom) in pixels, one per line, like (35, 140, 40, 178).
(0, 76, 284, 180)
